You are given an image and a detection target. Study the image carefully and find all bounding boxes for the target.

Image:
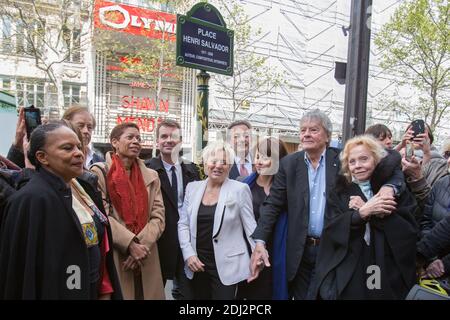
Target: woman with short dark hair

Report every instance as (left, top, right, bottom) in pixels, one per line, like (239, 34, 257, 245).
(237, 137, 289, 300)
(90, 122, 165, 299)
(0, 123, 121, 299)
(365, 124, 393, 149)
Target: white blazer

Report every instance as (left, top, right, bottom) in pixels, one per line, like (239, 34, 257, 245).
(178, 178, 257, 285)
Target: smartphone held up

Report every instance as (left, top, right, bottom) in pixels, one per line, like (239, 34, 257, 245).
(410, 119, 425, 138)
(24, 105, 42, 139)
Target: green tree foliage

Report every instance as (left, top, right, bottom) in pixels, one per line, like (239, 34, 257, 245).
(375, 0, 449, 130)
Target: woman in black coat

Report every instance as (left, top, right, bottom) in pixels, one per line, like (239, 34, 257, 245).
(0, 123, 121, 299)
(314, 135, 418, 300)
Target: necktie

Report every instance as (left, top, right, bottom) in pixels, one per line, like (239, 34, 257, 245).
(240, 162, 249, 177)
(171, 166, 178, 202)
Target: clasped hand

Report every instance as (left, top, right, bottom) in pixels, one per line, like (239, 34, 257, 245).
(123, 241, 150, 271)
(350, 193, 397, 219)
(248, 243, 270, 283)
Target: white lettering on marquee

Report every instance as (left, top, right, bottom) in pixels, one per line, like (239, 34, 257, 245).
(98, 4, 175, 33)
(99, 5, 130, 29)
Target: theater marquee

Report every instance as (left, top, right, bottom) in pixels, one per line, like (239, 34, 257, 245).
(93, 1, 183, 148)
(94, 0, 176, 40)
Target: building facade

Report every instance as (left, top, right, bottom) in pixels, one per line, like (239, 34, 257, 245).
(1, 0, 448, 157)
(0, 0, 197, 157)
(91, 0, 196, 157)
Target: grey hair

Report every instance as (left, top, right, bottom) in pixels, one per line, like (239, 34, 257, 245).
(227, 120, 252, 130)
(441, 138, 450, 154)
(300, 109, 333, 139)
(202, 141, 235, 170)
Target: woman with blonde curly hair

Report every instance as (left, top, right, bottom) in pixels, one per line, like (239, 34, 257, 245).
(178, 141, 257, 299)
(313, 135, 418, 300)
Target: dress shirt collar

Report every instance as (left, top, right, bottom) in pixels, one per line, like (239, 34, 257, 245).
(235, 153, 252, 165)
(304, 149, 326, 167)
(162, 158, 180, 171)
(85, 147, 94, 167)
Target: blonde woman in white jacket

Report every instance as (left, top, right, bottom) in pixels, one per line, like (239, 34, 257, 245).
(178, 141, 257, 299)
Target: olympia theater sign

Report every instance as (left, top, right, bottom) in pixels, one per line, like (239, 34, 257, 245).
(94, 1, 178, 135)
(94, 0, 177, 41)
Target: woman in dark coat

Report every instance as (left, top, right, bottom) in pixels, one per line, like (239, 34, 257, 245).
(418, 175, 450, 279)
(0, 123, 121, 299)
(314, 135, 418, 300)
(237, 137, 289, 300)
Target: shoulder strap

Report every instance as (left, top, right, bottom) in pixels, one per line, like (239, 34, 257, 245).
(90, 162, 112, 216)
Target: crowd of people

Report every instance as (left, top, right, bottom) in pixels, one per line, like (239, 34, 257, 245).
(1, 105, 450, 300)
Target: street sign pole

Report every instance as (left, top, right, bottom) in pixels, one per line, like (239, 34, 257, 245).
(196, 70, 210, 163)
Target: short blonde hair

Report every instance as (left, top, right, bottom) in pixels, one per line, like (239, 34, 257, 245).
(202, 141, 235, 175)
(340, 134, 387, 182)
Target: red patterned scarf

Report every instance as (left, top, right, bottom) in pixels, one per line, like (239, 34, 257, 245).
(107, 154, 148, 234)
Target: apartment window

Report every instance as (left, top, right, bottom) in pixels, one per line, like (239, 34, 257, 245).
(26, 86, 34, 106)
(36, 84, 44, 107)
(64, 27, 81, 63)
(63, 84, 70, 106)
(47, 84, 58, 107)
(71, 86, 80, 103)
(72, 29, 81, 62)
(35, 22, 45, 49)
(16, 22, 26, 54)
(16, 80, 46, 108)
(0, 18, 45, 56)
(1, 77, 11, 90)
(16, 82, 28, 107)
(63, 84, 81, 106)
(1, 16, 12, 51)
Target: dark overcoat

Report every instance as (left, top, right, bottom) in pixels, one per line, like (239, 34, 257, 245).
(0, 168, 122, 299)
